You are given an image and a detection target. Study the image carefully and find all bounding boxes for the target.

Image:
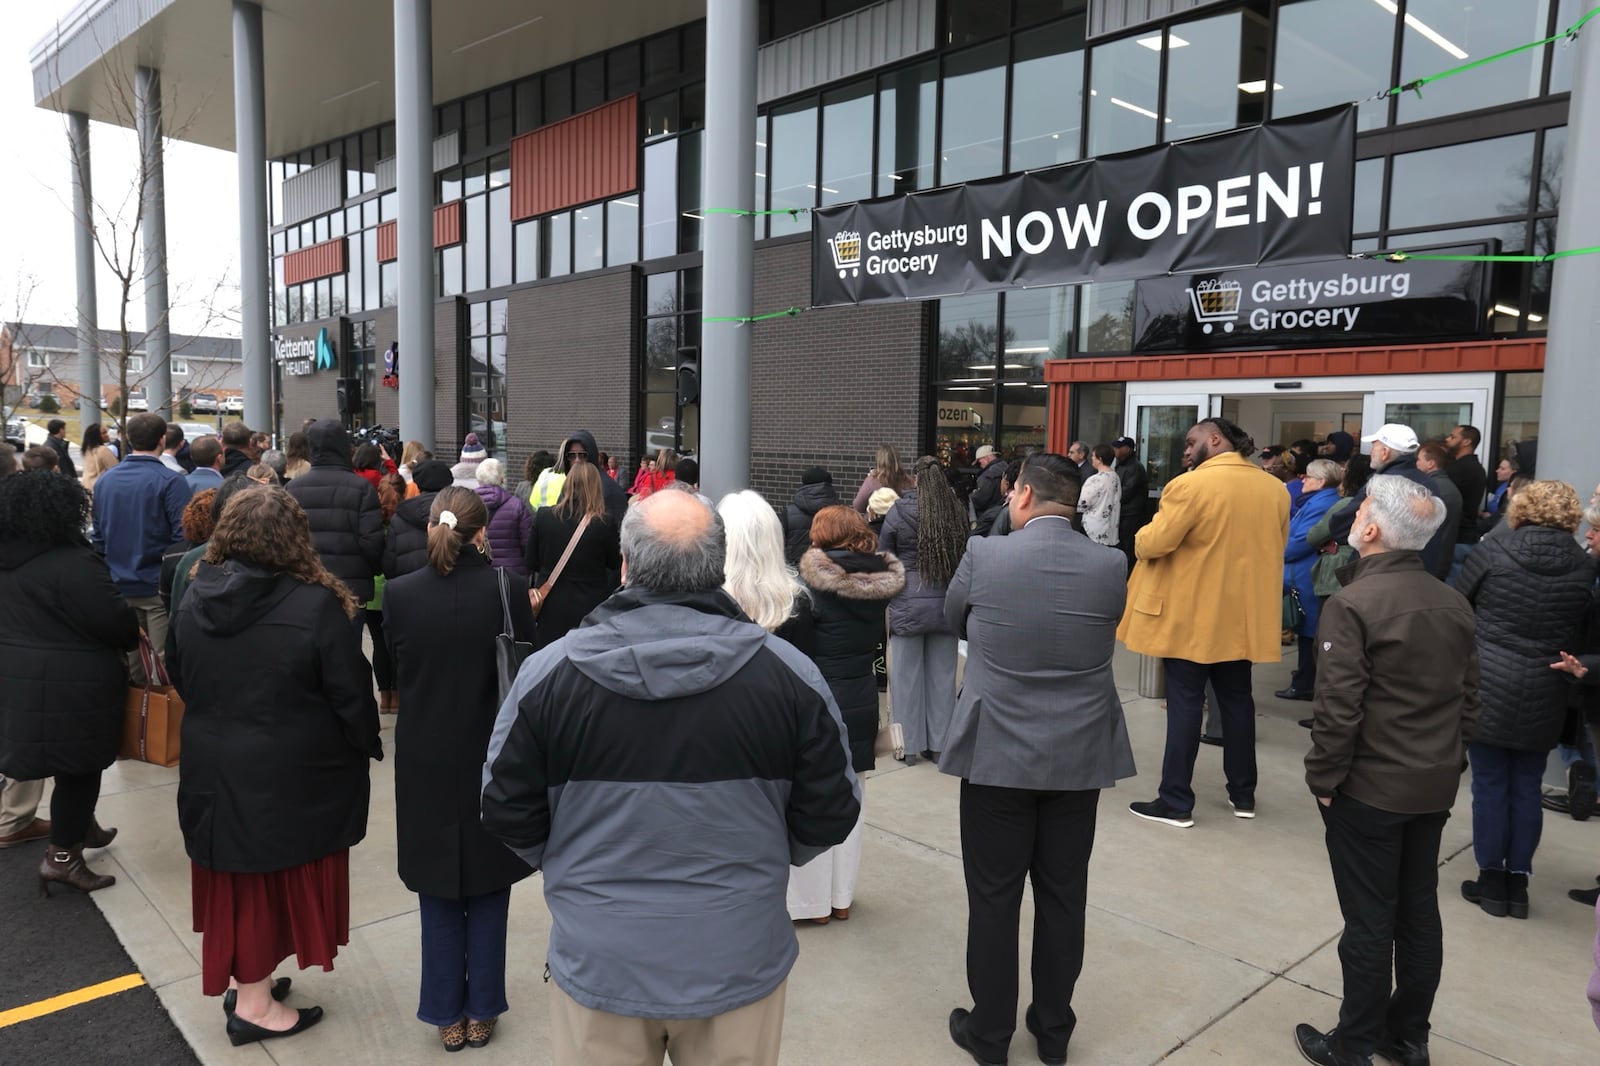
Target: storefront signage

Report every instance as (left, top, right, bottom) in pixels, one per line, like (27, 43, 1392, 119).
(811, 107, 1355, 308)
(274, 327, 338, 377)
(1130, 244, 1490, 353)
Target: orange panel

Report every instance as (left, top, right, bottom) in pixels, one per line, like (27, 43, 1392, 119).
(1047, 383, 1072, 454)
(511, 95, 638, 220)
(376, 221, 398, 263)
(1044, 338, 1545, 384)
(434, 201, 463, 248)
(283, 238, 346, 286)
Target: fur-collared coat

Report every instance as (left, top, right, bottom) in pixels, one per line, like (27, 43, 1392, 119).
(798, 547, 906, 771)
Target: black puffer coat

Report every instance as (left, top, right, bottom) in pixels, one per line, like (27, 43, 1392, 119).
(1454, 525, 1593, 751)
(783, 482, 840, 564)
(0, 540, 140, 779)
(384, 492, 438, 579)
(799, 548, 905, 771)
(285, 420, 384, 601)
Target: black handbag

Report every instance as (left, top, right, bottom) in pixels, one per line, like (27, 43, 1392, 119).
(494, 568, 535, 705)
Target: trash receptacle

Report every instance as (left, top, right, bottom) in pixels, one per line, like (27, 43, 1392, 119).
(1138, 654, 1165, 699)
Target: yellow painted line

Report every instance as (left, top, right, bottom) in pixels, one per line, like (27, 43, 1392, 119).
(0, 973, 146, 1029)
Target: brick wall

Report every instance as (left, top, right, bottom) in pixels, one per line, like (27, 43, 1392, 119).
(748, 238, 927, 506)
(503, 269, 637, 481)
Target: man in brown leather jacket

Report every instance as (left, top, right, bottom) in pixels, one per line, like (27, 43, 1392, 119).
(1295, 475, 1480, 1066)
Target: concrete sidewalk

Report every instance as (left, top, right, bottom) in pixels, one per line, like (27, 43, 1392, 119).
(73, 645, 1599, 1064)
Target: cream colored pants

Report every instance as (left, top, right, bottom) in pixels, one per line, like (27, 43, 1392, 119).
(548, 979, 785, 1066)
(0, 775, 46, 836)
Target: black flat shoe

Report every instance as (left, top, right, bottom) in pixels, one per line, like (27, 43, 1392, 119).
(1275, 687, 1314, 702)
(222, 977, 292, 1016)
(226, 1005, 323, 1047)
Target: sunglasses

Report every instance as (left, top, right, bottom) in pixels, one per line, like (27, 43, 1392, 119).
(565, 451, 587, 462)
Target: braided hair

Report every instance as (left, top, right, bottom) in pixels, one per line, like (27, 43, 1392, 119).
(1195, 416, 1257, 459)
(912, 455, 968, 587)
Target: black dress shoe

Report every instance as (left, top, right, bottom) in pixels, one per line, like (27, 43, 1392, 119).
(1024, 1004, 1068, 1065)
(948, 1008, 1006, 1066)
(1298, 719, 1315, 730)
(222, 977, 292, 1016)
(226, 1005, 323, 1047)
(1377, 1034, 1430, 1066)
(1276, 687, 1314, 701)
(1569, 886, 1600, 906)
(1294, 1023, 1372, 1065)
(1199, 734, 1224, 747)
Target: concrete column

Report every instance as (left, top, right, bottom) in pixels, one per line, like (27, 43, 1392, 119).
(699, 0, 757, 498)
(233, 1, 272, 435)
(1538, 23, 1600, 495)
(135, 66, 172, 419)
(394, 0, 435, 451)
(68, 111, 99, 422)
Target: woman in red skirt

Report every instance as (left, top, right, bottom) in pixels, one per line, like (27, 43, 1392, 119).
(170, 486, 382, 1047)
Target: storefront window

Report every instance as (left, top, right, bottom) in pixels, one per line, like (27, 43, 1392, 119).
(514, 219, 539, 283)
(820, 81, 874, 206)
(1072, 381, 1126, 453)
(1008, 17, 1085, 171)
(1388, 134, 1535, 230)
(351, 320, 377, 429)
(574, 203, 605, 274)
(1538, 126, 1564, 212)
(1079, 281, 1135, 353)
(640, 269, 700, 458)
(1398, 1, 1552, 124)
(438, 245, 463, 298)
(466, 298, 510, 456)
(1003, 287, 1074, 375)
(937, 294, 999, 382)
(608, 197, 640, 265)
(941, 42, 1007, 185)
(642, 139, 678, 260)
(1354, 157, 1384, 234)
(545, 212, 572, 277)
(1164, 9, 1268, 140)
(678, 131, 705, 253)
(1088, 32, 1161, 156)
(770, 101, 817, 236)
(1499, 372, 1542, 462)
(877, 61, 936, 195)
(1272, 0, 1393, 131)
(464, 194, 487, 292)
(999, 383, 1048, 457)
(488, 187, 511, 289)
(347, 233, 364, 314)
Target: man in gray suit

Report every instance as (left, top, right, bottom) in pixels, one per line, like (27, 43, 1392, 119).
(940, 452, 1136, 1066)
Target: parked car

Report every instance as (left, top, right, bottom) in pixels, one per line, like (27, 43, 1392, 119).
(5, 416, 28, 451)
(190, 392, 219, 414)
(223, 394, 245, 414)
(178, 422, 219, 443)
(126, 388, 148, 412)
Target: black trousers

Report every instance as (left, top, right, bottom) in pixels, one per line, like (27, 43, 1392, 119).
(48, 772, 102, 847)
(1161, 658, 1256, 811)
(1319, 796, 1449, 1055)
(960, 781, 1099, 1062)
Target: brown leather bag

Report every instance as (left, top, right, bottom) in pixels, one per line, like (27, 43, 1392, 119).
(121, 634, 184, 767)
(529, 515, 591, 618)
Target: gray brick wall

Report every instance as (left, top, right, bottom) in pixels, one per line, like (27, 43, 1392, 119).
(749, 238, 928, 506)
(504, 270, 638, 482)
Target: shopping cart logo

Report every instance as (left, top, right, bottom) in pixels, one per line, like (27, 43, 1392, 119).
(828, 230, 862, 279)
(1186, 278, 1243, 334)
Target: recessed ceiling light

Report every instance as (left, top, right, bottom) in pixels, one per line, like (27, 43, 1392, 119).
(1136, 33, 1189, 51)
(1237, 81, 1285, 94)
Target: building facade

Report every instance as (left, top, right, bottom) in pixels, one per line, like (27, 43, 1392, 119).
(1, 322, 242, 415)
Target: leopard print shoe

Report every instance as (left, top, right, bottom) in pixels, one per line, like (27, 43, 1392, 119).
(439, 1020, 467, 1053)
(465, 1017, 497, 1048)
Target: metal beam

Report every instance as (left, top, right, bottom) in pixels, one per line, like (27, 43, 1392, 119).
(136, 65, 172, 419)
(233, 1, 272, 435)
(394, 0, 435, 450)
(69, 111, 100, 424)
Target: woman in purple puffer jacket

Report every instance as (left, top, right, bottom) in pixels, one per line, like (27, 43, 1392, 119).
(472, 459, 532, 580)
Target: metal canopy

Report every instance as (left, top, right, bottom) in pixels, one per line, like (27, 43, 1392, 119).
(31, 0, 705, 157)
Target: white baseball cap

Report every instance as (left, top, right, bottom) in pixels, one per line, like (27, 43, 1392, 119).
(1361, 424, 1419, 452)
(975, 445, 995, 460)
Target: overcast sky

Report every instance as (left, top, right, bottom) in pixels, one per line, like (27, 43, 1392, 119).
(0, 5, 242, 338)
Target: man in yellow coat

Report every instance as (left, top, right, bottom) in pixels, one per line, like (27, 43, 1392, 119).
(1118, 417, 1289, 827)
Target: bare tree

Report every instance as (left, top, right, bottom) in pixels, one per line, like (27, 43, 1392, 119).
(0, 273, 42, 423)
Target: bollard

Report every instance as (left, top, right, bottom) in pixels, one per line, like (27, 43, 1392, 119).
(1138, 654, 1165, 699)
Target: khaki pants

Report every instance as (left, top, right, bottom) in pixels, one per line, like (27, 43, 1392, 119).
(548, 980, 785, 1066)
(0, 776, 46, 836)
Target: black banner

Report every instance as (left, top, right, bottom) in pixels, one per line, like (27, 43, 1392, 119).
(811, 107, 1355, 308)
(1132, 244, 1491, 352)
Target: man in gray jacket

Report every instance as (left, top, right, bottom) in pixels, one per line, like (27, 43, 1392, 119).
(482, 490, 859, 1066)
(1296, 475, 1480, 1066)
(940, 452, 1135, 1066)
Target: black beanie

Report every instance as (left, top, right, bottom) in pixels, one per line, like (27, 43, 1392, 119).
(412, 460, 453, 492)
(801, 466, 832, 486)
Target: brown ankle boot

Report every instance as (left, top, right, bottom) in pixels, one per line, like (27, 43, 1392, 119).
(84, 821, 118, 849)
(39, 845, 116, 897)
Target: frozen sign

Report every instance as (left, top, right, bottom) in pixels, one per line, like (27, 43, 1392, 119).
(812, 106, 1355, 308)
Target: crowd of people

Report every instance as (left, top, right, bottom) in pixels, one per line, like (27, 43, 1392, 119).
(1, 409, 1598, 1065)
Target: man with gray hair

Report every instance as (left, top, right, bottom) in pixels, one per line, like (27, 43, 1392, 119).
(1296, 475, 1480, 1066)
(1067, 440, 1090, 472)
(481, 490, 860, 1066)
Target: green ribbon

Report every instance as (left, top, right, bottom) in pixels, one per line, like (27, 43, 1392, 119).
(1380, 4, 1600, 98)
(701, 307, 806, 324)
(1355, 245, 1600, 264)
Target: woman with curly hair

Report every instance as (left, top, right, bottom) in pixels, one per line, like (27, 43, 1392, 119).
(0, 471, 139, 893)
(170, 486, 382, 1046)
(79, 422, 118, 493)
(879, 456, 968, 764)
(1455, 480, 1593, 919)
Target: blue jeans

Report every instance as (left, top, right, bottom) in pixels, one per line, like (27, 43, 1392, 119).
(1468, 743, 1547, 875)
(417, 888, 513, 1026)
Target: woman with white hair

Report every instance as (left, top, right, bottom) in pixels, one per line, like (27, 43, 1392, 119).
(472, 458, 532, 580)
(716, 491, 816, 658)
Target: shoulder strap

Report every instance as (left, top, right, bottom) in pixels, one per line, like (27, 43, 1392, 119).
(545, 515, 592, 592)
(496, 566, 513, 636)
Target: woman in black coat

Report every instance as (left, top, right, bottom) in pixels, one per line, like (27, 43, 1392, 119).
(0, 471, 138, 896)
(170, 486, 381, 1047)
(792, 504, 904, 923)
(383, 486, 535, 1052)
(525, 460, 621, 649)
(1453, 480, 1593, 919)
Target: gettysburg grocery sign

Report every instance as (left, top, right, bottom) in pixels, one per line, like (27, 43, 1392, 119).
(811, 106, 1355, 308)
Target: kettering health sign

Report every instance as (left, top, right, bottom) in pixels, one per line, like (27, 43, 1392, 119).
(1131, 244, 1491, 353)
(811, 107, 1355, 307)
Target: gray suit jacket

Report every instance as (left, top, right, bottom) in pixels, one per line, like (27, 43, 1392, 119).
(939, 515, 1137, 791)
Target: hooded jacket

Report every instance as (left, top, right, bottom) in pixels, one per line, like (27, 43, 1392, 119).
(1454, 525, 1593, 751)
(171, 560, 381, 873)
(383, 492, 438, 579)
(798, 548, 905, 771)
(476, 484, 533, 578)
(284, 420, 385, 601)
(782, 481, 840, 565)
(0, 539, 140, 780)
(530, 431, 629, 525)
(481, 586, 860, 1020)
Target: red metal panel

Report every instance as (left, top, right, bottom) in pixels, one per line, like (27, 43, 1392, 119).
(283, 238, 346, 286)
(1047, 383, 1072, 454)
(1043, 338, 1546, 384)
(510, 95, 638, 221)
(434, 201, 463, 248)
(376, 221, 398, 263)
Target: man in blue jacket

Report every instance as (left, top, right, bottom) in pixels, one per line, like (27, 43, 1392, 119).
(91, 413, 190, 665)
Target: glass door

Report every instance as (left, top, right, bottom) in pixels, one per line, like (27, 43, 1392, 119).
(1364, 385, 1490, 456)
(1126, 391, 1217, 494)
